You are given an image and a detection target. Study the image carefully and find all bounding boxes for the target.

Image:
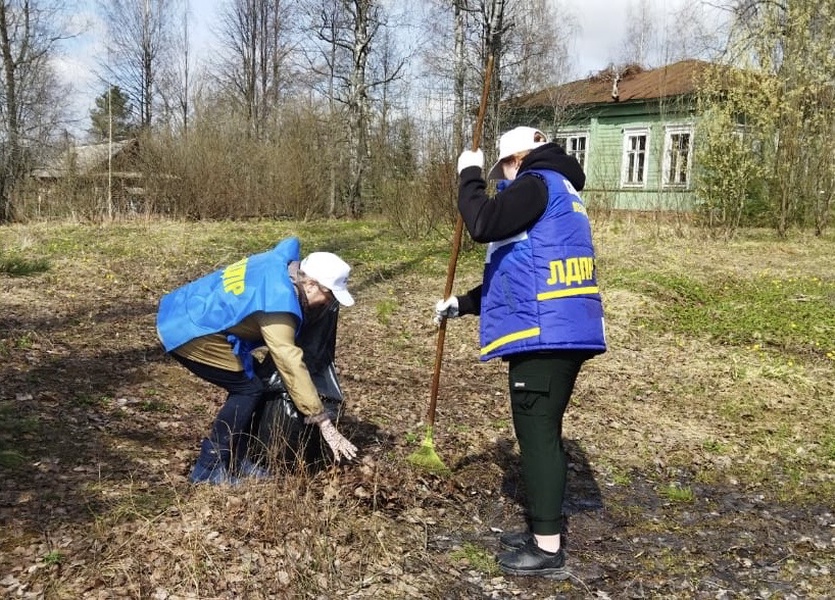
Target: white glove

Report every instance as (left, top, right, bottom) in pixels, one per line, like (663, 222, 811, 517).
(317, 418, 358, 462)
(434, 296, 459, 325)
(457, 149, 484, 174)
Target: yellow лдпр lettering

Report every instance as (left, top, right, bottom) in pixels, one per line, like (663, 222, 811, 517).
(222, 258, 248, 295)
(546, 257, 595, 286)
(540, 256, 599, 300)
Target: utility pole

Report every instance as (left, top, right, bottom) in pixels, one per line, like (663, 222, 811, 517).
(108, 85, 113, 219)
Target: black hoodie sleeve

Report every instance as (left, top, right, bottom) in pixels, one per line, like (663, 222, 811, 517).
(458, 167, 548, 242)
(456, 284, 483, 316)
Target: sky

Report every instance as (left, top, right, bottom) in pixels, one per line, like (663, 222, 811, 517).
(571, 0, 653, 75)
(57, 0, 222, 134)
(565, 0, 726, 77)
(57, 0, 725, 137)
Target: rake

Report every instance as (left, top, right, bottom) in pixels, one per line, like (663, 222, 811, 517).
(408, 55, 495, 475)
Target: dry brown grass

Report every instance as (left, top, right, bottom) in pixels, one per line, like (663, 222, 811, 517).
(1, 218, 833, 598)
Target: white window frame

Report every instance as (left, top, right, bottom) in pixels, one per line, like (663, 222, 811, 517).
(554, 130, 589, 171)
(662, 125, 694, 188)
(621, 127, 650, 188)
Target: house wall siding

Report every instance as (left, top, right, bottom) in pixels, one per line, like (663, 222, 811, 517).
(533, 98, 699, 212)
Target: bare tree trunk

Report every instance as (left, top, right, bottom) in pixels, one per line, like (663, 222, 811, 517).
(217, 0, 293, 140)
(0, 2, 19, 221)
(306, 0, 346, 217)
(246, 0, 257, 136)
(328, 55, 338, 218)
(483, 0, 505, 152)
(180, 0, 190, 135)
(142, 0, 153, 127)
(345, 0, 373, 218)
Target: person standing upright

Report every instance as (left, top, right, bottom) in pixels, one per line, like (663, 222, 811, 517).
(434, 127, 607, 578)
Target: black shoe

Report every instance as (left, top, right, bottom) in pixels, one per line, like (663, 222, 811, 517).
(499, 531, 533, 551)
(497, 540, 569, 580)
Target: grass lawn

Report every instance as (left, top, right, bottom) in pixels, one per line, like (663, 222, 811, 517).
(1, 217, 833, 598)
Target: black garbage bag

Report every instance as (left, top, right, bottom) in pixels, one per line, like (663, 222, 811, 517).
(253, 303, 344, 468)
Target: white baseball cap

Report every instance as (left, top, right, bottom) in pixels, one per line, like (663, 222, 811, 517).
(487, 126, 548, 180)
(300, 252, 355, 307)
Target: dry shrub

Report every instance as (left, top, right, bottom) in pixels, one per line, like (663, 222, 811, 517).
(378, 176, 436, 238)
(381, 158, 458, 239)
(262, 107, 338, 219)
(15, 171, 148, 223)
(142, 103, 340, 220)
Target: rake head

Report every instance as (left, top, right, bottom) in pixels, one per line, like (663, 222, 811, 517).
(407, 427, 451, 476)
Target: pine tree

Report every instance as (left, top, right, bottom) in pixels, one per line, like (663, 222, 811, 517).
(89, 86, 136, 142)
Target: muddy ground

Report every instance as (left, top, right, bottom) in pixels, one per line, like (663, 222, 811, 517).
(0, 221, 832, 599)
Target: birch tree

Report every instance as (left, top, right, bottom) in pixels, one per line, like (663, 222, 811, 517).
(343, 0, 374, 217)
(301, 0, 348, 216)
(98, 0, 176, 131)
(0, 0, 67, 222)
(453, 0, 466, 151)
(302, 0, 405, 217)
(621, 0, 656, 67)
(215, 0, 296, 140)
(459, 0, 573, 158)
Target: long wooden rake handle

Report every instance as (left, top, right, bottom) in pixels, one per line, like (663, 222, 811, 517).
(426, 54, 495, 428)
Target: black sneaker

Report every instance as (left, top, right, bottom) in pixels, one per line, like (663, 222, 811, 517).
(499, 531, 533, 551)
(497, 540, 569, 580)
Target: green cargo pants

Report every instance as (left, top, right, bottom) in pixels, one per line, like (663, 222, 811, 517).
(508, 351, 594, 536)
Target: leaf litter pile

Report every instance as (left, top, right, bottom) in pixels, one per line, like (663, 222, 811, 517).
(1, 220, 833, 599)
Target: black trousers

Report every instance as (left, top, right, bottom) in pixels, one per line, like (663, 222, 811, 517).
(507, 351, 593, 536)
(172, 353, 265, 468)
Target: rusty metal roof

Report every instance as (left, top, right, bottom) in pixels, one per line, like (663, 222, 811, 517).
(512, 59, 712, 109)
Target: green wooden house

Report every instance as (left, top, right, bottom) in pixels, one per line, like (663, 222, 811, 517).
(507, 59, 712, 211)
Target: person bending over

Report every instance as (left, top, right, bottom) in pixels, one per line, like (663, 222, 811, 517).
(157, 237, 358, 485)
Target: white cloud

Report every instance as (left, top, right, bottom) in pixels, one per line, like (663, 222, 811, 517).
(568, 0, 632, 75)
(566, 0, 728, 76)
(53, 1, 106, 137)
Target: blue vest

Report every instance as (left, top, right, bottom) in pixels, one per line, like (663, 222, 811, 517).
(156, 237, 303, 355)
(479, 169, 607, 361)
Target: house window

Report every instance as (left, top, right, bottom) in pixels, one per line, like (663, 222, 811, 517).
(554, 132, 588, 170)
(663, 126, 693, 187)
(622, 128, 649, 187)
